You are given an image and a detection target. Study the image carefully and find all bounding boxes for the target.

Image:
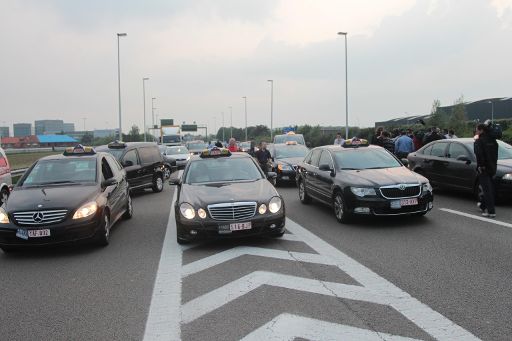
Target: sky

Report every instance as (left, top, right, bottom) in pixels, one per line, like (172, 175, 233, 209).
(0, 0, 511, 134)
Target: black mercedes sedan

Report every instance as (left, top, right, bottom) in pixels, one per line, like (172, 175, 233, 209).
(170, 147, 285, 244)
(296, 139, 433, 223)
(270, 142, 309, 185)
(407, 138, 512, 199)
(0, 145, 132, 252)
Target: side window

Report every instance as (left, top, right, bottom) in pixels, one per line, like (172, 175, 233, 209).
(448, 143, 469, 159)
(431, 143, 447, 158)
(318, 150, 333, 168)
(310, 149, 322, 167)
(422, 145, 433, 155)
(122, 149, 139, 166)
(101, 158, 114, 180)
(139, 147, 161, 164)
(304, 151, 313, 164)
(106, 155, 122, 175)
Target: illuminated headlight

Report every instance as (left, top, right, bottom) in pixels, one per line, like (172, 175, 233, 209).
(73, 201, 98, 219)
(180, 203, 196, 219)
(422, 182, 433, 193)
(0, 208, 9, 224)
(277, 164, 293, 171)
(268, 197, 282, 214)
(502, 174, 512, 181)
(350, 187, 376, 197)
(197, 208, 207, 219)
(258, 204, 267, 214)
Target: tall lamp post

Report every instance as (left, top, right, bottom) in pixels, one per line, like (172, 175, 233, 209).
(229, 106, 233, 138)
(337, 32, 349, 139)
(242, 96, 248, 141)
(117, 33, 127, 141)
(487, 100, 494, 122)
(267, 80, 273, 141)
(151, 97, 157, 128)
(142, 77, 149, 141)
(221, 112, 225, 142)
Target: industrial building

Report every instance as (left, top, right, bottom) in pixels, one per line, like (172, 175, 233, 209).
(13, 123, 32, 137)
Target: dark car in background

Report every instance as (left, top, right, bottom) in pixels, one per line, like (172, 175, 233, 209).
(296, 139, 433, 223)
(185, 141, 209, 155)
(96, 142, 165, 193)
(407, 138, 512, 199)
(0, 145, 132, 252)
(270, 142, 309, 185)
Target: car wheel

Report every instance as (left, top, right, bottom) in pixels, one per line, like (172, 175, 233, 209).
(163, 166, 172, 180)
(299, 179, 312, 204)
(272, 230, 285, 238)
(152, 174, 164, 193)
(122, 194, 133, 219)
(333, 191, 350, 223)
(0, 187, 9, 206)
(96, 212, 110, 246)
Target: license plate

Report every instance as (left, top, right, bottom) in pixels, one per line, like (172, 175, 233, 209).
(16, 229, 28, 240)
(281, 176, 290, 180)
(28, 229, 51, 238)
(230, 222, 252, 231)
(391, 198, 418, 209)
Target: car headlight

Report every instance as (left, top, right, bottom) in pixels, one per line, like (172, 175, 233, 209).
(502, 173, 512, 181)
(350, 187, 377, 197)
(422, 182, 433, 193)
(180, 203, 196, 219)
(197, 208, 207, 219)
(258, 204, 267, 214)
(0, 208, 9, 224)
(268, 197, 282, 213)
(73, 201, 98, 219)
(277, 164, 293, 171)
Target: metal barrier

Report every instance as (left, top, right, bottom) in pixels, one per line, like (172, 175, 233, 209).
(11, 168, 28, 177)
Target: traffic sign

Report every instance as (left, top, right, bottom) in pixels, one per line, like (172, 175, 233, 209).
(181, 124, 197, 132)
(161, 119, 174, 126)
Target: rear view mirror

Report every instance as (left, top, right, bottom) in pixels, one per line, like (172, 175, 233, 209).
(122, 160, 133, 167)
(401, 158, 409, 167)
(319, 164, 331, 172)
(101, 178, 118, 188)
(169, 174, 181, 185)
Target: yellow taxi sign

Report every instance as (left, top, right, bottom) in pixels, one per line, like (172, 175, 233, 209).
(286, 131, 296, 135)
(285, 141, 298, 145)
(107, 140, 127, 149)
(64, 144, 96, 156)
(342, 138, 369, 148)
(200, 147, 231, 158)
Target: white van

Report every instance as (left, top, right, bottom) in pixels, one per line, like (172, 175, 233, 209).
(0, 147, 12, 206)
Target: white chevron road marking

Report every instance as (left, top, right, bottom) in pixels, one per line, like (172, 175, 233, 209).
(240, 313, 421, 341)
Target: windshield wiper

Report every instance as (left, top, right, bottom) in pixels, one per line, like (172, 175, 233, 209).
(40, 180, 81, 185)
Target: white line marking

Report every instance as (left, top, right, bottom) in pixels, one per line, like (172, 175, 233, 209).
(181, 271, 384, 324)
(182, 246, 333, 277)
(240, 313, 421, 341)
(143, 190, 182, 341)
(279, 233, 302, 242)
(440, 208, 512, 229)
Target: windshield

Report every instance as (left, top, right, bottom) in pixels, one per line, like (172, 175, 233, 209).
(185, 157, 263, 184)
(333, 148, 402, 170)
(275, 145, 308, 159)
(166, 147, 189, 155)
(20, 158, 97, 187)
(187, 143, 208, 150)
(162, 135, 181, 143)
(240, 142, 251, 149)
(274, 135, 305, 144)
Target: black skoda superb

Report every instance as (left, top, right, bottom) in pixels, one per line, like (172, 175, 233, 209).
(296, 139, 434, 223)
(170, 147, 285, 244)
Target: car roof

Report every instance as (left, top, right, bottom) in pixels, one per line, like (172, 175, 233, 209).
(96, 142, 158, 150)
(38, 152, 110, 161)
(189, 152, 252, 161)
(315, 144, 383, 152)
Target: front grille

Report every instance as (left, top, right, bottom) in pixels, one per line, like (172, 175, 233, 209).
(13, 210, 68, 226)
(380, 185, 421, 199)
(208, 202, 257, 221)
(292, 165, 298, 171)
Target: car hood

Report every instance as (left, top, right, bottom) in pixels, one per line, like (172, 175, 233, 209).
(170, 154, 190, 160)
(276, 157, 303, 166)
(179, 179, 278, 206)
(340, 167, 427, 187)
(6, 185, 98, 212)
(497, 159, 512, 174)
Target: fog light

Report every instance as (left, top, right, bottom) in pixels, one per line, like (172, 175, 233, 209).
(428, 202, 433, 209)
(354, 207, 370, 214)
(197, 208, 207, 219)
(270, 224, 276, 229)
(190, 230, 198, 235)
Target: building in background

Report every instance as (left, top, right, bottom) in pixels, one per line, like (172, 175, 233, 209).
(0, 127, 9, 138)
(13, 123, 32, 137)
(35, 119, 64, 135)
(63, 123, 75, 133)
(66, 131, 93, 141)
(93, 129, 119, 138)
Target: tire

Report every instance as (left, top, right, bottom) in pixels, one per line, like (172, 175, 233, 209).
(0, 187, 9, 206)
(333, 191, 351, 223)
(122, 194, 133, 219)
(95, 212, 110, 246)
(272, 230, 285, 238)
(299, 179, 312, 204)
(163, 166, 172, 180)
(152, 174, 164, 193)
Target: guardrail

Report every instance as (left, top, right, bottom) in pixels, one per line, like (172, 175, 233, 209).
(11, 168, 28, 177)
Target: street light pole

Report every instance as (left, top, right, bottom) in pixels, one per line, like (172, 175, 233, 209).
(267, 80, 273, 141)
(117, 33, 127, 141)
(151, 97, 157, 128)
(242, 96, 248, 141)
(229, 106, 233, 138)
(142, 77, 149, 141)
(488, 100, 494, 122)
(338, 32, 349, 139)
(221, 112, 225, 142)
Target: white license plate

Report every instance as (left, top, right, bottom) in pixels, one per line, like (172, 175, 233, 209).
(391, 198, 418, 209)
(281, 176, 290, 180)
(28, 229, 51, 238)
(230, 222, 252, 231)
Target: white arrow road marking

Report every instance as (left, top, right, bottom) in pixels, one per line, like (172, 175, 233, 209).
(440, 208, 512, 229)
(182, 246, 334, 277)
(181, 270, 386, 324)
(240, 313, 421, 341)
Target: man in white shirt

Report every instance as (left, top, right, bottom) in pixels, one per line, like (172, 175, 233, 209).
(333, 132, 345, 146)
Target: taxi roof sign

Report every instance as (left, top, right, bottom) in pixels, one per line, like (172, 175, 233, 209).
(286, 131, 296, 135)
(107, 141, 127, 149)
(200, 147, 231, 158)
(342, 138, 369, 148)
(63, 144, 96, 156)
(285, 141, 298, 145)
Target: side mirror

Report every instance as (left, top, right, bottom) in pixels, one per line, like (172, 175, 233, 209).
(306, 142, 312, 147)
(319, 164, 331, 171)
(401, 158, 409, 167)
(456, 155, 471, 164)
(267, 171, 277, 179)
(101, 178, 118, 188)
(169, 175, 181, 185)
(122, 160, 133, 167)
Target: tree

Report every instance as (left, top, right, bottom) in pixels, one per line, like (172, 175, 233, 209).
(428, 99, 445, 128)
(449, 95, 467, 135)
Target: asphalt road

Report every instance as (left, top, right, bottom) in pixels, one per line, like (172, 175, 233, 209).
(1, 182, 511, 340)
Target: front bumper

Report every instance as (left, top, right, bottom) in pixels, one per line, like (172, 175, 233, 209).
(276, 169, 297, 182)
(496, 178, 512, 199)
(346, 191, 434, 216)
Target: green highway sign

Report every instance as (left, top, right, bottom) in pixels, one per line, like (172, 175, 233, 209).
(160, 119, 174, 126)
(181, 124, 197, 132)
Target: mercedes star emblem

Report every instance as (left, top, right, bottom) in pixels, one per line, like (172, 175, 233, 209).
(33, 212, 44, 223)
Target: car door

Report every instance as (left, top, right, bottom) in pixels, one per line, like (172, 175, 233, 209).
(316, 150, 335, 202)
(121, 149, 142, 189)
(305, 149, 323, 199)
(101, 157, 123, 219)
(444, 141, 477, 190)
(428, 141, 450, 184)
(106, 154, 129, 195)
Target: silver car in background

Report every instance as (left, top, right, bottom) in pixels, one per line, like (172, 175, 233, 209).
(162, 145, 191, 169)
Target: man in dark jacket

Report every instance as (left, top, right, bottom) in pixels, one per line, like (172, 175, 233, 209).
(474, 123, 498, 218)
(380, 131, 395, 154)
(255, 142, 272, 175)
(423, 127, 444, 145)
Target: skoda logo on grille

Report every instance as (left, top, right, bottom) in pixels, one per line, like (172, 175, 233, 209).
(398, 184, 406, 191)
(33, 212, 44, 223)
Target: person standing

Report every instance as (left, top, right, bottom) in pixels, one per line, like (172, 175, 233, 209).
(371, 127, 384, 145)
(394, 130, 415, 159)
(255, 142, 272, 175)
(380, 131, 395, 154)
(333, 133, 345, 146)
(474, 122, 498, 218)
(227, 138, 238, 152)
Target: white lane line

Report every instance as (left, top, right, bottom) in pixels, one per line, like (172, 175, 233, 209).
(285, 218, 480, 341)
(182, 246, 334, 277)
(181, 270, 383, 325)
(241, 313, 421, 341)
(440, 208, 512, 229)
(279, 233, 302, 242)
(143, 190, 181, 341)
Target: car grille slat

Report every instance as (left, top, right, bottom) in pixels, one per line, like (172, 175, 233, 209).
(208, 202, 257, 221)
(379, 185, 421, 199)
(12, 210, 68, 226)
